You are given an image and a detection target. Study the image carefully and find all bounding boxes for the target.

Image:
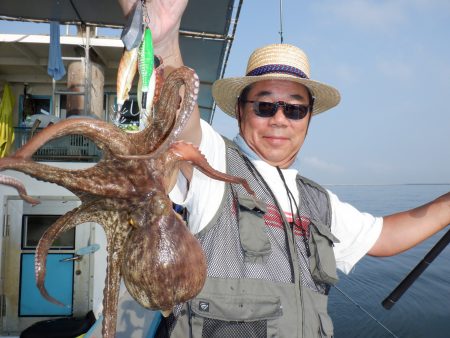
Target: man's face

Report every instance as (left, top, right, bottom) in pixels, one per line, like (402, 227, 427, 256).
(238, 80, 312, 168)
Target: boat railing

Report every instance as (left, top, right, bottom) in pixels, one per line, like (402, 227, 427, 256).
(13, 127, 102, 162)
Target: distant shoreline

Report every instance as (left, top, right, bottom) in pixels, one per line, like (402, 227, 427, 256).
(323, 183, 450, 186)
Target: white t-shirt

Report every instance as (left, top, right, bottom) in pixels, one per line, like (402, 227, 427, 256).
(170, 120, 383, 274)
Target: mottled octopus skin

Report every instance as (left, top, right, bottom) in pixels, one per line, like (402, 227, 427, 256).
(122, 198, 207, 312)
(0, 65, 255, 338)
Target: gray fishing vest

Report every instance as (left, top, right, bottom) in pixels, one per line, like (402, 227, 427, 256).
(170, 140, 340, 338)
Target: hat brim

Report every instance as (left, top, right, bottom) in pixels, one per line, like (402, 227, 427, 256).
(212, 73, 341, 117)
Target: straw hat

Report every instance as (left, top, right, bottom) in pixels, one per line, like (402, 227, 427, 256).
(212, 43, 341, 117)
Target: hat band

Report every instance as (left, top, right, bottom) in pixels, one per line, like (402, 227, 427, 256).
(246, 64, 309, 79)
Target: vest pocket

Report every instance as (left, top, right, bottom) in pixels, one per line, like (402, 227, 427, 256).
(309, 220, 340, 285)
(190, 294, 282, 338)
(303, 287, 334, 338)
(318, 312, 334, 338)
(238, 195, 271, 264)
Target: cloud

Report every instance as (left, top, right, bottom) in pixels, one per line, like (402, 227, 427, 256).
(376, 59, 414, 82)
(317, 0, 407, 32)
(407, 0, 450, 11)
(334, 64, 361, 85)
(316, 0, 450, 33)
(301, 156, 345, 174)
(360, 161, 397, 175)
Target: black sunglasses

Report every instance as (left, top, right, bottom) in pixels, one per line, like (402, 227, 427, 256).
(240, 100, 312, 120)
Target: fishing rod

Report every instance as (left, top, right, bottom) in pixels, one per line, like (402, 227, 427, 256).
(382, 228, 450, 310)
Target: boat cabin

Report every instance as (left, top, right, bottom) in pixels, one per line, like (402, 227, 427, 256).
(0, 0, 242, 335)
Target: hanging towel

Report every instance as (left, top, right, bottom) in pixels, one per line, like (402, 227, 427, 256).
(47, 21, 66, 80)
(0, 83, 15, 157)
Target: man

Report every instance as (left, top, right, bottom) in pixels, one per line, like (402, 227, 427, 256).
(118, 1, 450, 337)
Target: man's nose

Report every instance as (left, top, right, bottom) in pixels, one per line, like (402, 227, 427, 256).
(270, 105, 288, 124)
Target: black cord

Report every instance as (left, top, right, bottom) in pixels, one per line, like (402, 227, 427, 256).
(240, 155, 295, 282)
(275, 166, 296, 228)
(69, 0, 86, 27)
(275, 166, 311, 257)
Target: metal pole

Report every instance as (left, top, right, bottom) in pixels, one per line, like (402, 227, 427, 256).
(84, 26, 91, 116)
(52, 78, 56, 116)
(279, 0, 284, 43)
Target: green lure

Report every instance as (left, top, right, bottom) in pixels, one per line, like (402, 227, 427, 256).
(138, 27, 154, 108)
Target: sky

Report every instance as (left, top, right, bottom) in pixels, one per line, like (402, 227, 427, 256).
(1, 1, 449, 185)
(211, 0, 450, 185)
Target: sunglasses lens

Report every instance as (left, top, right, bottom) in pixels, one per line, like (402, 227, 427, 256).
(284, 104, 308, 120)
(249, 101, 309, 120)
(254, 102, 277, 117)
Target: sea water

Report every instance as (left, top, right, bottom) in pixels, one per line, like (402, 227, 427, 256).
(326, 184, 450, 338)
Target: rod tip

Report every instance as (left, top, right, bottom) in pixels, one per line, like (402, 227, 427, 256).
(382, 298, 395, 310)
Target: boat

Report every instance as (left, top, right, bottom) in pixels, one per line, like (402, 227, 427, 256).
(0, 0, 243, 336)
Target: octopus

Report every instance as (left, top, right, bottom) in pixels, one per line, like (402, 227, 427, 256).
(0, 65, 254, 337)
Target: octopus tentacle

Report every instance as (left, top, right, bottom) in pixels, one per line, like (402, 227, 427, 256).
(35, 197, 131, 338)
(166, 68, 199, 141)
(101, 215, 131, 338)
(167, 141, 255, 196)
(83, 199, 132, 338)
(13, 118, 135, 159)
(35, 200, 104, 305)
(0, 174, 40, 205)
(119, 66, 199, 160)
(151, 57, 165, 109)
(147, 66, 199, 154)
(144, 62, 177, 145)
(0, 158, 141, 198)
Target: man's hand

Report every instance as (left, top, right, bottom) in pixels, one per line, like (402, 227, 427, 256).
(118, 0, 201, 156)
(118, 0, 188, 47)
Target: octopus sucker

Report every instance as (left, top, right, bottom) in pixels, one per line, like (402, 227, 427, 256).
(0, 66, 254, 338)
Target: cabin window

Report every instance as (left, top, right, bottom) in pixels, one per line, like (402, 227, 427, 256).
(21, 215, 75, 249)
(19, 94, 53, 123)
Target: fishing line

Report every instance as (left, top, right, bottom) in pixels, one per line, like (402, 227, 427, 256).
(333, 285, 399, 338)
(279, 0, 284, 43)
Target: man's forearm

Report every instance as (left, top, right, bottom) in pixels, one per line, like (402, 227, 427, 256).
(369, 192, 450, 256)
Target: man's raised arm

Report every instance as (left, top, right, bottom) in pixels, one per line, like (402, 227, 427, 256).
(117, 0, 202, 146)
